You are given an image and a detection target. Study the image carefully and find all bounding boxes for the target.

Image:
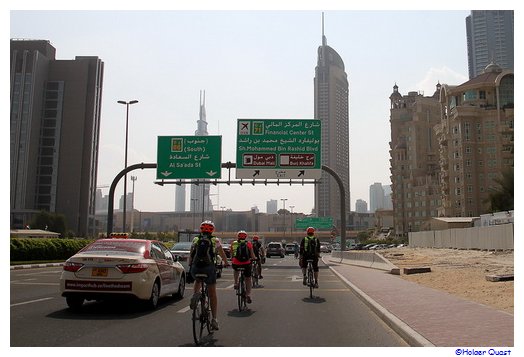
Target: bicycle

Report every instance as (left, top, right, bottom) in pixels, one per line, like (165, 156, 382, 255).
(235, 267, 247, 311)
(191, 273, 212, 345)
(306, 259, 315, 298)
(251, 259, 259, 288)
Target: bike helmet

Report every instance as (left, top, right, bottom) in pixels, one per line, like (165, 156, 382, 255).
(237, 230, 248, 240)
(200, 220, 215, 234)
(306, 227, 315, 235)
(253, 235, 259, 241)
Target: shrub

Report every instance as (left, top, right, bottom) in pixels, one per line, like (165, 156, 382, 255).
(10, 238, 93, 262)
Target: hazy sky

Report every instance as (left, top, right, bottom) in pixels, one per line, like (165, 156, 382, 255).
(8, 7, 492, 215)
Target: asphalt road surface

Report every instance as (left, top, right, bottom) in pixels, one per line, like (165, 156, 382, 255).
(10, 256, 408, 347)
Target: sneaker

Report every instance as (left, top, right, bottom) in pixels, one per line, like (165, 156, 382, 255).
(190, 292, 201, 310)
(259, 275, 263, 279)
(302, 276, 307, 285)
(246, 296, 252, 304)
(211, 318, 220, 331)
(314, 282, 319, 288)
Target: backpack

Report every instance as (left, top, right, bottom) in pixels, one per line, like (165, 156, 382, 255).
(305, 237, 318, 257)
(193, 236, 214, 267)
(252, 241, 262, 258)
(234, 240, 250, 262)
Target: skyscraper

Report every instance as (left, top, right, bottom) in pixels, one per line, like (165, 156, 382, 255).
(369, 182, 385, 213)
(190, 90, 213, 220)
(175, 185, 186, 212)
(10, 39, 104, 236)
(313, 16, 350, 228)
(466, 10, 514, 79)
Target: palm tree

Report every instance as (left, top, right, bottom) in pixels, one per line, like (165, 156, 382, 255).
(487, 168, 514, 212)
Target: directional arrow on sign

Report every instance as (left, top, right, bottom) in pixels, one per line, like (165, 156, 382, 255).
(206, 170, 217, 177)
(298, 170, 305, 177)
(161, 171, 172, 177)
(253, 170, 260, 177)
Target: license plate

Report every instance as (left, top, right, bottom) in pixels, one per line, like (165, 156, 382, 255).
(91, 268, 108, 277)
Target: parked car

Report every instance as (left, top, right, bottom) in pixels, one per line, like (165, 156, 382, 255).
(320, 242, 332, 253)
(171, 241, 193, 283)
(215, 254, 223, 278)
(285, 243, 297, 255)
(60, 238, 186, 310)
(221, 243, 232, 259)
(266, 242, 285, 258)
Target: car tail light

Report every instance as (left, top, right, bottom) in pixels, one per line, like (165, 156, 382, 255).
(63, 261, 84, 272)
(117, 263, 150, 274)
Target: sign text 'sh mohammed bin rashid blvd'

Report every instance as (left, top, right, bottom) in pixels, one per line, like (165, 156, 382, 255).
(156, 136, 221, 179)
(236, 119, 321, 179)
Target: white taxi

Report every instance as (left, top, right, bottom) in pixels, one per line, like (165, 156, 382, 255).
(59, 238, 186, 310)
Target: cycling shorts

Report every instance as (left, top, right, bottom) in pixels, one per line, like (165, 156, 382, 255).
(190, 263, 217, 285)
(232, 263, 252, 278)
(299, 256, 319, 272)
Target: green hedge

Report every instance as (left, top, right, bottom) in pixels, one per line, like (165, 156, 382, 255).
(10, 238, 94, 262)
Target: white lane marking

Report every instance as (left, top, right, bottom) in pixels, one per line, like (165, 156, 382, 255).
(11, 282, 60, 286)
(11, 297, 54, 307)
(10, 278, 37, 283)
(225, 284, 235, 289)
(177, 306, 191, 313)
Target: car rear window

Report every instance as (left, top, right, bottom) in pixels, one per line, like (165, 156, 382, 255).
(81, 240, 146, 256)
(268, 244, 280, 248)
(172, 242, 192, 250)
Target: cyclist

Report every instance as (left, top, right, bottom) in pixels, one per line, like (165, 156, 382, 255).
(299, 226, 320, 288)
(188, 220, 230, 330)
(251, 235, 265, 279)
(231, 230, 256, 303)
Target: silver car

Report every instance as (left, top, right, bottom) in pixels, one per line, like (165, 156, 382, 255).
(171, 241, 193, 282)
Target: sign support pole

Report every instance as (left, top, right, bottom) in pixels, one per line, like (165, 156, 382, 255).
(106, 162, 346, 251)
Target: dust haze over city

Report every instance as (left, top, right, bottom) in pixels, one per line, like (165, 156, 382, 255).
(10, 7, 479, 217)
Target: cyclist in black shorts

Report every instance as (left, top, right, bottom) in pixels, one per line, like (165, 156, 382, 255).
(299, 227, 320, 288)
(251, 235, 265, 279)
(188, 221, 229, 330)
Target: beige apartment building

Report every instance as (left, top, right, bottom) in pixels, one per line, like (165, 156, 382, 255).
(389, 84, 442, 235)
(435, 63, 514, 217)
(389, 63, 514, 235)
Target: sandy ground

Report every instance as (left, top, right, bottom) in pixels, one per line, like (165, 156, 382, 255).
(380, 247, 514, 314)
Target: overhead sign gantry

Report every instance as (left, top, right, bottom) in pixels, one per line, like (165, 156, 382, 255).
(235, 119, 321, 179)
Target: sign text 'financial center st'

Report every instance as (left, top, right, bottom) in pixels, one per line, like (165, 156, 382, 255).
(236, 119, 322, 179)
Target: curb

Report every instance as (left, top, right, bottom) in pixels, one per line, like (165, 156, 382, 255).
(323, 256, 435, 347)
(10, 262, 64, 270)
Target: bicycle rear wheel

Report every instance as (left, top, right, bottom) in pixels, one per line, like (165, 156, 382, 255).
(237, 276, 244, 311)
(252, 262, 259, 287)
(308, 266, 314, 298)
(192, 292, 211, 345)
(192, 298, 204, 345)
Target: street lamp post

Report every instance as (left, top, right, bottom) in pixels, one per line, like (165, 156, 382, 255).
(289, 205, 295, 240)
(117, 100, 138, 233)
(220, 206, 226, 232)
(130, 175, 137, 233)
(281, 198, 288, 240)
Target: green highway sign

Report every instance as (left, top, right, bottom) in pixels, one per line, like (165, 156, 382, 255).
(156, 136, 221, 179)
(295, 217, 333, 229)
(236, 119, 322, 179)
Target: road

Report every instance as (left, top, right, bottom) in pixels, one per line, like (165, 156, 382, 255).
(10, 255, 408, 347)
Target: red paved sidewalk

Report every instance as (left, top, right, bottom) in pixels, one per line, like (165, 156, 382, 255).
(323, 257, 514, 347)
